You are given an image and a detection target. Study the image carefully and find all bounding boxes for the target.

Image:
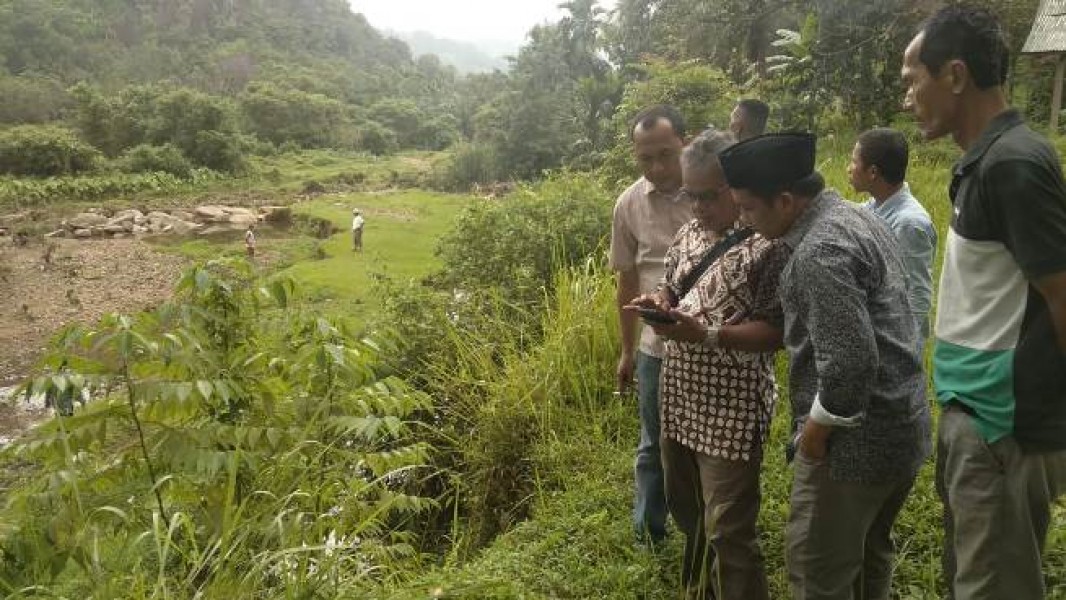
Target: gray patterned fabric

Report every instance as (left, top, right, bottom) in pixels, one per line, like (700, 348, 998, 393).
(779, 189, 932, 483)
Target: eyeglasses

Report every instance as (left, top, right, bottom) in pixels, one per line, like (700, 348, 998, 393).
(680, 187, 722, 203)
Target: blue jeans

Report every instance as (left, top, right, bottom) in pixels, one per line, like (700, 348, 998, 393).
(634, 351, 668, 542)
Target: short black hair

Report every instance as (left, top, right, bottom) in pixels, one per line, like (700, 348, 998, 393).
(919, 4, 1009, 90)
(736, 99, 770, 136)
(856, 128, 909, 185)
(630, 104, 686, 141)
(747, 172, 826, 203)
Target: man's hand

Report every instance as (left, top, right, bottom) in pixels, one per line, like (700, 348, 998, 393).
(624, 292, 671, 312)
(616, 353, 636, 394)
(799, 418, 831, 460)
(642, 309, 707, 343)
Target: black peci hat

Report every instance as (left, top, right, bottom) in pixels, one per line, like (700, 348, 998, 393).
(719, 132, 816, 190)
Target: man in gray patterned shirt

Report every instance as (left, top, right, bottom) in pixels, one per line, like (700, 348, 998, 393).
(721, 133, 932, 600)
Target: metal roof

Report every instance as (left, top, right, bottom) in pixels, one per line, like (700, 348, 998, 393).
(1023, 0, 1066, 54)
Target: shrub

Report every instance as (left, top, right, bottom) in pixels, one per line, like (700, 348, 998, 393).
(0, 125, 102, 177)
(119, 143, 194, 177)
(435, 171, 613, 308)
(188, 130, 245, 173)
(440, 143, 501, 191)
(2, 261, 435, 594)
(359, 120, 399, 156)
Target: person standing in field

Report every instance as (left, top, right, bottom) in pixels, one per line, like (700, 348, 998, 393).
(723, 132, 931, 600)
(244, 223, 256, 259)
(352, 208, 365, 252)
(848, 128, 937, 353)
(609, 104, 693, 546)
(901, 5, 1066, 598)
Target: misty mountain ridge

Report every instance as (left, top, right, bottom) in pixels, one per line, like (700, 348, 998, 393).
(388, 30, 515, 73)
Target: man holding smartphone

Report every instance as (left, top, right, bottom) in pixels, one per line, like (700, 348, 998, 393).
(626, 129, 787, 600)
(609, 104, 693, 546)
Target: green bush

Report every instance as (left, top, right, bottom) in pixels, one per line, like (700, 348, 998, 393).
(0, 75, 71, 124)
(0, 125, 102, 177)
(1, 261, 435, 595)
(439, 143, 501, 191)
(240, 83, 354, 148)
(0, 170, 222, 210)
(359, 120, 399, 156)
(435, 171, 613, 308)
(119, 143, 194, 177)
(188, 130, 246, 173)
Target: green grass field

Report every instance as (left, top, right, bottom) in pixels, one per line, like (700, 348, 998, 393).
(279, 190, 468, 307)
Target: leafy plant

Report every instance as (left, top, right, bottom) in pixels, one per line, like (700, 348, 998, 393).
(0, 259, 435, 595)
(0, 125, 102, 177)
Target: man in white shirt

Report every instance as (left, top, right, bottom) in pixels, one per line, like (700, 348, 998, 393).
(609, 104, 693, 546)
(352, 208, 365, 252)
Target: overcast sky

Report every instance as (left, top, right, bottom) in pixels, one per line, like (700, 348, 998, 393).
(348, 0, 617, 45)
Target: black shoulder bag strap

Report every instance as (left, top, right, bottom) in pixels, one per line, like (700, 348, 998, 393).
(672, 227, 754, 305)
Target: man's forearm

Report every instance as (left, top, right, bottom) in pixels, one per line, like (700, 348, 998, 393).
(1034, 272, 1066, 354)
(1050, 300, 1066, 354)
(617, 271, 641, 354)
(719, 321, 783, 352)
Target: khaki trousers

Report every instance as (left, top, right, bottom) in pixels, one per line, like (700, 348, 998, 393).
(661, 437, 769, 600)
(936, 405, 1066, 599)
(786, 452, 915, 600)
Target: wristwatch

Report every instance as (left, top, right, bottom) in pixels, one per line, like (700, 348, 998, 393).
(703, 325, 720, 348)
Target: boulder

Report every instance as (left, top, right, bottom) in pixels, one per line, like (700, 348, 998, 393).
(194, 205, 228, 222)
(146, 211, 171, 223)
(222, 206, 255, 217)
(73, 229, 93, 239)
(0, 212, 29, 226)
(171, 210, 196, 222)
(228, 212, 258, 226)
(170, 220, 199, 235)
(45, 229, 67, 238)
(132, 225, 148, 235)
(68, 213, 108, 229)
(103, 224, 127, 234)
(110, 209, 143, 224)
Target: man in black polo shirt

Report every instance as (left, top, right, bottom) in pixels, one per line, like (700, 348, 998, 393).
(902, 5, 1066, 598)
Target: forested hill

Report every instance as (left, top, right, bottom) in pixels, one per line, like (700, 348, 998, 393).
(0, 0, 474, 174)
(0, 0, 416, 94)
(0, 0, 1049, 189)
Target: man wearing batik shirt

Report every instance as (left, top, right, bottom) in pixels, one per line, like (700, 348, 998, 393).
(724, 133, 931, 600)
(626, 129, 787, 600)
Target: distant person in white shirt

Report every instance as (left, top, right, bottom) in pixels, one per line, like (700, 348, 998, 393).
(244, 223, 256, 259)
(352, 208, 365, 252)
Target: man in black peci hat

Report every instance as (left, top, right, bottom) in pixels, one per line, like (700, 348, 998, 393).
(720, 133, 932, 600)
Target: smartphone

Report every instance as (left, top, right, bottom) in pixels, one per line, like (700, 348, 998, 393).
(637, 307, 677, 325)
